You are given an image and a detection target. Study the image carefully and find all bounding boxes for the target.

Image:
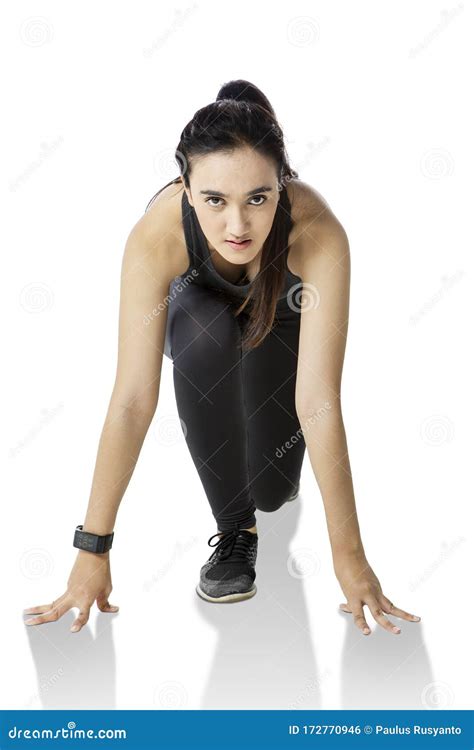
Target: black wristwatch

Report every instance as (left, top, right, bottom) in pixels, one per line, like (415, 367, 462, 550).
(73, 525, 114, 554)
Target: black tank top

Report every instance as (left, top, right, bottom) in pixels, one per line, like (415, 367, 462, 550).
(181, 187, 302, 304)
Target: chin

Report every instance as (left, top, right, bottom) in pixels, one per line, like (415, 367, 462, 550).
(221, 241, 262, 256)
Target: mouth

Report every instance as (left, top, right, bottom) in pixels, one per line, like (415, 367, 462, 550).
(225, 239, 252, 250)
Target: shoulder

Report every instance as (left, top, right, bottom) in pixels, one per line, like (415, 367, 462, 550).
(126, 180, 189, 280)
(141, 178, 185, 241)
(286, 179, 349, 279)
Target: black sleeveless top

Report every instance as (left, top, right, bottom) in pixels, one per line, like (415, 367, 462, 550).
(180, 188, 302, 305)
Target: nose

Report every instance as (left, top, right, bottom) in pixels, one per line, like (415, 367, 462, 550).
(227, 208, 250, 238)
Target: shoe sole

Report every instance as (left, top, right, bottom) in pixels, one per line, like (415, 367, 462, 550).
(195, 583, 257, 603)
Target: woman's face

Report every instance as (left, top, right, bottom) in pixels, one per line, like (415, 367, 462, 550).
(182, 146, 280, 266)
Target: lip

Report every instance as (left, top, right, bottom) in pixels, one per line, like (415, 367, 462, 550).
(225, 239, 252, 250)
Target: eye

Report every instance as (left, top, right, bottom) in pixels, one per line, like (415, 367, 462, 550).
(204, 195, 268, 208)
(205, 197, 224, 208)
(249, 195, 267, 206)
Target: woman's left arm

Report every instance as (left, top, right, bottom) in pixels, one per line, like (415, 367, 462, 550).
(292, 214, 421, 636)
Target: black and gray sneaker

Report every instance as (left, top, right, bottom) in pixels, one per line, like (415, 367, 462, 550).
(196, 528, 258, 603)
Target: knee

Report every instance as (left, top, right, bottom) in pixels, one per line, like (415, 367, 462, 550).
(170, 286, 239, 363)
(253, 484, 296, 513)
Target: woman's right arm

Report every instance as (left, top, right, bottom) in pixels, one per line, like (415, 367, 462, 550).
(80, 209, 181, 537)
(24, 204, 182, 631)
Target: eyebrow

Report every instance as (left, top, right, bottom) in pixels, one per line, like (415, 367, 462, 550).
(199, 185, 273, 198)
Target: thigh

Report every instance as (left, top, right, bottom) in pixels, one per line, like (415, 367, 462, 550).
(164, 277, 232, 359)
(241, 304, 306, 512)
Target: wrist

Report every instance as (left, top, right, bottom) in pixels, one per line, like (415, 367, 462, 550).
(77, 548, 110, 562)
(333, 546, 367, 573)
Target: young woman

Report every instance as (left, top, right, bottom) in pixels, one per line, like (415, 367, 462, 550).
(24, 80, 421, 634)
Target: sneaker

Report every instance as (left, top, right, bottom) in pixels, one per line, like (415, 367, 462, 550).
(196, 528, 258, 603)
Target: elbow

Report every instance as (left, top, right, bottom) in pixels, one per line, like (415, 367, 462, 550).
(111, 390, 158, 420)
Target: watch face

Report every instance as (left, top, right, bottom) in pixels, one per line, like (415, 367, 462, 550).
(74, 530, 98, 552)
(73, 528, 113, 553)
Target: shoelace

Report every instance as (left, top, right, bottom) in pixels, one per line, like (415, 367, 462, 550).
(207, 528, 255, 562)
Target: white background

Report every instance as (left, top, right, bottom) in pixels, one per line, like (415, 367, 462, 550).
(1, 0, 471, 711)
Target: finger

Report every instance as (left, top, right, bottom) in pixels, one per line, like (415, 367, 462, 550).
(351, 605, 372, 635)
(70, 607, 91, 633)
(24, 593, 68, 616)
(24, 598, 71, 626)
(340, 602, 372, 635)
(96, 595, 119, 613)
(379, 595, 421, 623)
(367, 598, 401, 634)
(24, 602, 56, 616)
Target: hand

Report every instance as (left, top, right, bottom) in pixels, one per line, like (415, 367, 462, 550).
(334, 553, 421, 636)
(23, 550, 119, 633)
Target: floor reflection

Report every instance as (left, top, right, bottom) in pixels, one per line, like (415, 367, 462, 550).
(197, 495, 323, 709)
(24, 609, 117, 709)
(23, 492, 431, 711)
(339, 610, 431, 709)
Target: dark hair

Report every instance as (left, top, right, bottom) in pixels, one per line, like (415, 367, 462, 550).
(145, 79, 299, 351)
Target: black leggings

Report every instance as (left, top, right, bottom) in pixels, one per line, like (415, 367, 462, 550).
(164, 278, 306, 532)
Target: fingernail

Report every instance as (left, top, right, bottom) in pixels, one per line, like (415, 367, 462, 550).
(70, 625, 80, 632)
(25, 618, 35, 625)
(363, 627, 370, 635)
(392, 626, 401, 633)
(413, 615, 420, 621)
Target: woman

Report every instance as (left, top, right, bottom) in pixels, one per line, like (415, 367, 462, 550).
(24, 80, 421, 633)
